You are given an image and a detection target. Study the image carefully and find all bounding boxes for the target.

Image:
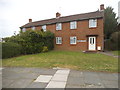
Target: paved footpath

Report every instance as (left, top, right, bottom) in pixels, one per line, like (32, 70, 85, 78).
(2, 67, 118, 89)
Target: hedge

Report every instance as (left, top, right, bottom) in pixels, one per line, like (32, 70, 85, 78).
(2, 42, 22, 59)
(104, 31, 120, 51)
(2, 30, 55, 55)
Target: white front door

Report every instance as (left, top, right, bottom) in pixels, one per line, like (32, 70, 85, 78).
(88, 36, 96, 50)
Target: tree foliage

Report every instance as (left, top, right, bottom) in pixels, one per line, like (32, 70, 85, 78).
(104, 7, 118, 39)
(2, 42, 22, 59)
(3, 30, 54, 54)
(105, 31, 120, 50)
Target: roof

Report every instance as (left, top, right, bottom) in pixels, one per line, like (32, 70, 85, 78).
(20, 11, 104, 28)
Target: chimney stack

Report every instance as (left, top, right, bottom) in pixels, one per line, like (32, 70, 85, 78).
(29, 19, 32, 23)
(56, 12, 61, 18)
(100, 4, 104, 11)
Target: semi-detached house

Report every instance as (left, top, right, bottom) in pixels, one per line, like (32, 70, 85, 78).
(20, 4, 104, 52)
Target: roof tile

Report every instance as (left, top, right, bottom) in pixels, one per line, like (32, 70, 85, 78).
(20, 11, 104, 28)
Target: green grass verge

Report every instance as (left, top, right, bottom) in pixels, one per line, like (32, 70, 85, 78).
(2, 51, 118, 72)
(111, 51, 120, 56)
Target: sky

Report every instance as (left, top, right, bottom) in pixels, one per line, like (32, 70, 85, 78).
(0, 0, 119, 38)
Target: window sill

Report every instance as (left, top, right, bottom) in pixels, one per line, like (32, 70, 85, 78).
(89, 27, 97, 29)
(56, 30, 62, 31)
(70, 44, 77, 45)
(56, 44, 62, 45)
(70, 28, 77, 30)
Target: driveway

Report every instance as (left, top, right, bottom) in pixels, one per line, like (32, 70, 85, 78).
(2, 67, 118, 89)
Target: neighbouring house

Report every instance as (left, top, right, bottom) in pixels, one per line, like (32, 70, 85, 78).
(20, 4, 104, 52)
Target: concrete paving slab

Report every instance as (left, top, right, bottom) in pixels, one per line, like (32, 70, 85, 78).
(98, 72, 118, 81)
(83, 71, 99, 78)
(34, 75, 52, 83)
(101, 80, 118, 87)
(45, 69, 70, 88)
(84, 76, 102, 85)
(2, 79, 15, 88)
(52, 74, 68, 82)
(2, 67, 118, 88)
(104, 84, 118, 88)
(67, 76, 84, 85)
(7, 79, 33, 88)
(84, 84, 105, 88)
(20, 73, 39, 79)
(66, 84, 83, 88)
(26, 82, 47, 88)
(69, 70, 84, 78)
(56, 70, 70, 75)
(46, 81, 66, 88)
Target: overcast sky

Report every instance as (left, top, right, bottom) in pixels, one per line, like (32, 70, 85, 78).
(0, 0, 119, 38)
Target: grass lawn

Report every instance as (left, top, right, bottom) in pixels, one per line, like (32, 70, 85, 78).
(2, 51, 118, 72)
(111, 51, 120, 56)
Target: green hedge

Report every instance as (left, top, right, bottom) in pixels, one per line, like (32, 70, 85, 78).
(2, 42, 22, 59)
(19, 30, 54, 54)
(2, 30, 54, 55)
(105, 31, 120, 51)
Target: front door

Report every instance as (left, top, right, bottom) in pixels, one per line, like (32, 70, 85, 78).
(88, 36, 96, 50)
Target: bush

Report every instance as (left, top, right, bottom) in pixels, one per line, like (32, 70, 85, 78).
(20, 30, 54, 54)
(42, 46, 48, 52)
(2, 42, 22, 59)
(2, 30, 54, 55)
(105, 31, 120, 51)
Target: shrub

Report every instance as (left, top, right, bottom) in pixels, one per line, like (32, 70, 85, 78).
(2, 30, 54, 55)
(2, 42, 22, 59)
(19, 30, 54, 54)
(42, 46, 48, 52)
(43, 31, 54, 50)
(105, 31, 120, 51)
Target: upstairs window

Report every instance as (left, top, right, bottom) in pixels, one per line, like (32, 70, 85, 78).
(70, 21, 77, 29)
(32, 27, 35, 30)
(56, 37, 62, 44)
(22, 28, 26, 32)
(89, 19, 97, 28)
(42, 25, 46, 32)
(70, 36, 77, 44)
(56, 23, 62, 30)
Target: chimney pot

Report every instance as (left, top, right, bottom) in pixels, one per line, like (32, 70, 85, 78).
(56, 12, 61, 18)
(29, 19, 32, 23)
(100, 4, 104, 11)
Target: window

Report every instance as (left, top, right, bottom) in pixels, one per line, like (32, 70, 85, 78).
(70, 36, 77, 44)
(89, 19, 97, 28)
(32, 27, 35, 30)
(42, 25, 46, 32)
(70, 21, 77, 29)
(22, 28, 26, 32)
(56, 23, 62, 30)
(56, 37, 62, 44)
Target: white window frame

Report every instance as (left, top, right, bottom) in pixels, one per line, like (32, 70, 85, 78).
(22, 28, 26, 32)
(70, 36, 77, 44)
(42, 25, 46, 32)
(56, 37, 62, 44)
(32, 27, 35, 30)
(70, 21, 77, 29)
(89, 19, 97, 28)
(56, 23, 62, 30)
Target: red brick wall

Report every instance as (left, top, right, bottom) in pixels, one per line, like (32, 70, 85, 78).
(26, 18, 104, 51)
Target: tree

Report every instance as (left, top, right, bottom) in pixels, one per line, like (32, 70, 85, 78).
(104, 7, 118, 39)
(3, 30, 54, 54)
(117, 24, 120, 31)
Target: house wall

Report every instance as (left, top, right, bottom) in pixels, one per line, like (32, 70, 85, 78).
(26, 18, 104, 51)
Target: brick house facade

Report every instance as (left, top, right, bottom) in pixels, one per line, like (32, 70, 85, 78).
(20, 4, 104, 52)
